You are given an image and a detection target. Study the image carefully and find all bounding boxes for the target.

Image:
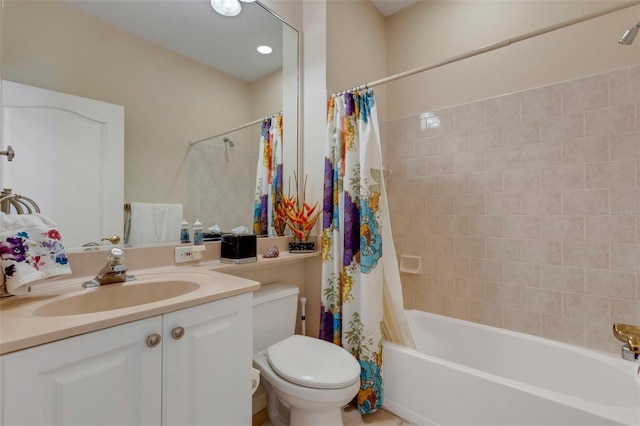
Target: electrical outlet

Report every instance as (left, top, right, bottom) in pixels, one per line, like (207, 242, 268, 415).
(175, 246, 196, 263)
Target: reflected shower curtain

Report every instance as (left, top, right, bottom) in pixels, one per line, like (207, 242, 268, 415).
(253, 115, 283, 235)
(320, 90, 414, 415)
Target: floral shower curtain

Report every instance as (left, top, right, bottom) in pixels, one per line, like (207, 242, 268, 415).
(253, 114, 283, 236)
(320, 89, 414, 415)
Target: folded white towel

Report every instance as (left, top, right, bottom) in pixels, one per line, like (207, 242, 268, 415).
(0, 213, 72, 295)
(124, 202, 183, 244)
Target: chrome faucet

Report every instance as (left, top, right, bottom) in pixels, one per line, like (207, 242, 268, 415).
(83, 247, 135, 288)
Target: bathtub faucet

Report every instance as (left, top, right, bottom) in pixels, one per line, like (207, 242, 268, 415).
(612, 323, 640, 361)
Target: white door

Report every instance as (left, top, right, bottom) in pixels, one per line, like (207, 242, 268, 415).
(1, 80, 124, 248)
(1, 316, 163, 426)
(162, 293, 253, 426)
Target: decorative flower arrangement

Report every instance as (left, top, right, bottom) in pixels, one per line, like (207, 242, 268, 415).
(279, 172, 321, 251)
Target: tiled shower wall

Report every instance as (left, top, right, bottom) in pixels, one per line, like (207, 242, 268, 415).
(385, 65, 640, 354)
(187, 144, 257, 232)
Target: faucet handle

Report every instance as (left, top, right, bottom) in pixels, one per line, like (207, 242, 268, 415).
(107, 247, 125, 265)
(613, 323, 640, 353)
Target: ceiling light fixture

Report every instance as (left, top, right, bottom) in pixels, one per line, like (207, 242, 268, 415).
(257, 45, 272, 54)
(210, 0, 241, 17)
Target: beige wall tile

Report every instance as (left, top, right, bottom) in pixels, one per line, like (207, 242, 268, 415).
(609, 65, 640, 107)
(469, 302, 503, 327)
(539, 265, 585, 293)
(610, 243, 640, 272)
(427, 154, 454, 176)
(610, 299, 640, 324)
(486, 238, 522, 261)
(439, 215, 470, 236)
(440, 296, 469, 320)
(541, 315, 585, 346)
(453, 102, 487, 132)
(502, 261, 540, 287)
(522, 287, 562, 315)
(561, 74, 609, 115)
(503, 308, 541, 335)
(486, 193, 521, 215)
(563, 241, 610, 269)
(467, 171, 503, 193)
(438, 132, 469, 155)
(521, 85, 561, 120)
(454, 236, 486, 258)
(562, 293, 610, 323)
(455, 278, 487, 302)
(470, 258, 503, 282)
(610, 131, 640, 161)
(521, 191, 561, 215)
(455, 194, 485, 215)
(541, 113, 584, 142)
(540, 216, 584, 241)
(562, 135, 609, 165)
(503, 168, 541, 193)
(470, 216, 503, 238)
(585, 215, 636, 243)
(585, 160, 637, 189)
(454, 150, 485, 174)
(469, 126, 503, 150)
(503, 120, 541, 145)
(541, 164, 584, 190)
(521, 240, 562, 265)
(585, 104, 636, 137)
(486, 282, 522, 308)
(485, 94, 522, 127)
(585, 269, 637, 300)
(561, 189, 609, 216)
(503, 216, 540, 239)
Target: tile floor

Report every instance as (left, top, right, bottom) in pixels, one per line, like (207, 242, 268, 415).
(342, 405, 415, 425)
(252, 405, 415, 426)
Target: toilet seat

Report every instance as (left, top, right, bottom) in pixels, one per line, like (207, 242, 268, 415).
(266, 335, 360, 389)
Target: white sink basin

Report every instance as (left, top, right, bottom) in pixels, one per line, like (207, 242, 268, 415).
(33, 279, 201, 317)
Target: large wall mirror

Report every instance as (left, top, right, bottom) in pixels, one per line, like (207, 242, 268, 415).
(1, 0, 299, 250)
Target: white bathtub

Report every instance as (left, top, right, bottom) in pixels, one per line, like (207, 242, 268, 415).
(383, 310, 640, 426)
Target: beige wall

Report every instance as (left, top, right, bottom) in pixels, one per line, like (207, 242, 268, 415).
(3, 0, 255, 207)
(386, 0, 640, 119)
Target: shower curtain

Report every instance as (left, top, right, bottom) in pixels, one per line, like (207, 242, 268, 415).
(320, 90, 414, 415)
(253, 114, 283, 236)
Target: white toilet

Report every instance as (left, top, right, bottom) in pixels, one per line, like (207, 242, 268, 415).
(253, 283, 361, 426)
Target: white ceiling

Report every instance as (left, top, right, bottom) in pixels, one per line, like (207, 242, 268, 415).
(57, 0, 418, 83)
(370, 0, 421, 17)
(58, 0, 286, 83)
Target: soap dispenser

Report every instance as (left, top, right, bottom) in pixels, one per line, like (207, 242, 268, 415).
(180, 219, 190, 244)
(193, 219, 204, 246)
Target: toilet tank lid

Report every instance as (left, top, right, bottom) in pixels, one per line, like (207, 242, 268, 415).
(253, 283, 299, 306)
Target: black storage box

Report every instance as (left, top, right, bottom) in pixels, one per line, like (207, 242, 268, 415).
(220, 233, 257, 264)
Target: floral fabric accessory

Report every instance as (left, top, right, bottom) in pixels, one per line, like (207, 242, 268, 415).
(0, 213, 71, 295)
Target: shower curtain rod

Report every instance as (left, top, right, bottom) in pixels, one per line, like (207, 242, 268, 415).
(332, 0, 640, 96)
(188, 111, 282, 147)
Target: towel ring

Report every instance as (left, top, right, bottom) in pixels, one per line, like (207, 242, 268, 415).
(0, 188, 41, 214)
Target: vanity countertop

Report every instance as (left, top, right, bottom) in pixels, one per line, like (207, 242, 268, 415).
(0, 266, 260, 355)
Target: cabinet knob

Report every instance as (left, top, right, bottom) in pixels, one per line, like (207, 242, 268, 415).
(146, 333, 162, 347)
(171, 326, 185, 340)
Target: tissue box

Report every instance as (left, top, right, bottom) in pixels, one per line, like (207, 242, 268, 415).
(220, 234, 257, 264)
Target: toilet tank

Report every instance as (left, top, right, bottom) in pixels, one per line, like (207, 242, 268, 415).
(253, 283, 299, 354)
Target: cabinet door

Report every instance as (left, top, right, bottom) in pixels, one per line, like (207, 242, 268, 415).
(162, 293, 252, 426)
(1, 316, 162, 426)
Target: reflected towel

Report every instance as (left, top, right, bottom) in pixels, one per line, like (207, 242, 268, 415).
(124, 202, 183, 244)
(0, 213, 72, 295)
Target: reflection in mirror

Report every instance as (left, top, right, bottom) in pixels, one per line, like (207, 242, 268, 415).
(1, 0, 299, 250)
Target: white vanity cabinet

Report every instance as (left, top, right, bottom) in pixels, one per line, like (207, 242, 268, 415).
(0, 293, 252, 426)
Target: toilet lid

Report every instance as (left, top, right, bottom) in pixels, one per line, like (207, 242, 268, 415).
(266, 335, 360, 389)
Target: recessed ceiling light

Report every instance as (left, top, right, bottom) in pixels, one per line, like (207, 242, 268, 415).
(257, 45, 273, 55)
(210, 0, 241, 16)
